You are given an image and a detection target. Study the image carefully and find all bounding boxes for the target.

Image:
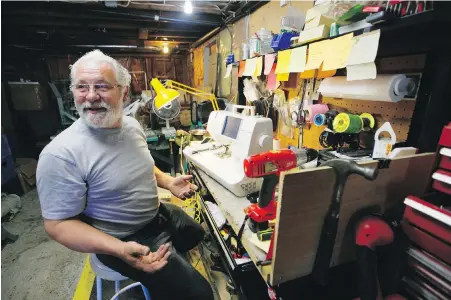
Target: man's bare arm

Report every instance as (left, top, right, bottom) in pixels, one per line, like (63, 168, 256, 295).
(44, 218, 171, 273)
(154, 166, 175, 190)
(44, 218, 125, 256)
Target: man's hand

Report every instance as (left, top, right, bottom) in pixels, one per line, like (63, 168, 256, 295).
(168, 175, 198, 200)
(119, 241, 171, 273)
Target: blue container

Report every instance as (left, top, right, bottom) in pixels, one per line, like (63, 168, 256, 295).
(271, 32, 299, 51)
(226, 53, 235, 65)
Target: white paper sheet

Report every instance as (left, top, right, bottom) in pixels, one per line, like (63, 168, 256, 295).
(224, 64, 233, 78)
(243, 58, 257, 76)
(346, 62, 377, 81)
(346, 30, 381, 66)
(288, 46, 307, 73)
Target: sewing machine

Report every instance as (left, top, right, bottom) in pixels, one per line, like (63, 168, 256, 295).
(183, 105, 273, 197)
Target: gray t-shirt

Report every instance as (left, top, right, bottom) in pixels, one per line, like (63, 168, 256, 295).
(36, 116, 159, 238)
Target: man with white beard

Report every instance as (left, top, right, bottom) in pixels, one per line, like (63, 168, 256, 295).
(36, 50, 214, 300)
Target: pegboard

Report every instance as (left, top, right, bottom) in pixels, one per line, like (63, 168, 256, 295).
(275, 54, 424, 150)
(321, 97, 416, 143)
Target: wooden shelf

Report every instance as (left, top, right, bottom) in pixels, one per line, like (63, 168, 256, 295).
(196, 169, 272, 281)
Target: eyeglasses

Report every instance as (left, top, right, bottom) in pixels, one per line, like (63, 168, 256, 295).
(71, 83, 122, 94)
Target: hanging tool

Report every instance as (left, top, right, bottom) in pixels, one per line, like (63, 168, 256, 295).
(243, 148, 318, 233)
(312, 159, 378, 286)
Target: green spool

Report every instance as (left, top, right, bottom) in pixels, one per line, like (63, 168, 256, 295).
(333, 113, 362, 133)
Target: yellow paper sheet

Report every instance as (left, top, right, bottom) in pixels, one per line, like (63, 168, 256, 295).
(305, 40, 329, 71)
(254, 56, 263, 76)
(243, 58, 257, 76)
(288, 46, 307, 73)
(276, 73, 290, 81)
(346, 30, 381, 66)
(322, 33, 353, 71)
(275, 50, 292, 74)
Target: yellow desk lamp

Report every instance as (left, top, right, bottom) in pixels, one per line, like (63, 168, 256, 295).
(150, 78, 180, 111)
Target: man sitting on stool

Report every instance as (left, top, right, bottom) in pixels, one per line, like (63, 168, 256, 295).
(36, 50, 213, 300)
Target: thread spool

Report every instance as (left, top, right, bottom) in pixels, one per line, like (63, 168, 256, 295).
(313, 114, 326, 126)
(360, 113, 375, 131)
(273, 138, 281, 150)
(325, 110, 339, 130)
(333, 113, 363, 133)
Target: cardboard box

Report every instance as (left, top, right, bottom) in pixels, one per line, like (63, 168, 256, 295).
(304, 15, 335, 30)
(305, 4, 329, 22)
(297, 25, 330, 45)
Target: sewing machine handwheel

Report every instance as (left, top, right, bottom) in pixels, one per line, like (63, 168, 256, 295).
(247, 218, 268, 233)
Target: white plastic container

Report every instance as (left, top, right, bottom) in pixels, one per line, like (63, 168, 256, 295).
(258, 28, 273, 55)
(242, 43, 249, 60)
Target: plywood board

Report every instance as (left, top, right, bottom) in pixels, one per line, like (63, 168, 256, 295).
(270, 153, 435, 285)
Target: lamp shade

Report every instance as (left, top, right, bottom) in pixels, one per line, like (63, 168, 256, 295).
(150, 78, 180, 110)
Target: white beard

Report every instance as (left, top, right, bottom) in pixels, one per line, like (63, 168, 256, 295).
(75, 100, 123, 128)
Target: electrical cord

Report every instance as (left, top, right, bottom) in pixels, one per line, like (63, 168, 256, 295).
(194, 242, 204, 269)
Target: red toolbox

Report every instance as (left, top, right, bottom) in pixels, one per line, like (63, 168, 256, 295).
(432, 169, 451, 196)
(402, 196, 451, 265)
(438, 148, 451, 171)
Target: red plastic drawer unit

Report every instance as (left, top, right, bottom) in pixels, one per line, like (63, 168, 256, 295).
(439, 148, 451, 171)
(432, 169, 451, 196)
(402, 197, 451, 265)
(439, 122, 451, 147)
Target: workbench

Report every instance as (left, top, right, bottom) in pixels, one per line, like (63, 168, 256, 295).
(146, 128, 177, 175)
(189, 153, 437, 299)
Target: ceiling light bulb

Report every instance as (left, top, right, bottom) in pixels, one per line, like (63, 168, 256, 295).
(163, 45, 169, 53)
(184, 0, 193, 14)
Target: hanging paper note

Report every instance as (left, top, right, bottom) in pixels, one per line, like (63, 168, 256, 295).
(317, 64, 337, 79)
(305, 40, 329, 71)
(276, 73, 290, 81)
(243, 58, 257, 76)
(322, 33, 353, 71)
(224, 64, 233, 78)
(267, 64, 279, 90)
(264, 54, 276, 75)
(288, 46, 307, 73)
(346, 62, 377, 81)
(275, 50, 292, 74)
(254, 56, 263, 77)
(346, 30, 381, 66)
(238, 61, 246, 77)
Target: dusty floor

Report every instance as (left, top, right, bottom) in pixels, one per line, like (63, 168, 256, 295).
(1, 189, 234, 300)
(2, 190, 85, 300)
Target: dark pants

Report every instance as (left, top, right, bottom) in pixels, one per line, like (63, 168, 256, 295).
(97, 203, 214, 300)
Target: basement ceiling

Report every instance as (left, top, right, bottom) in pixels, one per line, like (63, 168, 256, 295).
(2, 0, 268, 55)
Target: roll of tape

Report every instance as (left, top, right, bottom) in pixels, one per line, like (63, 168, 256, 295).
(313, 114, 326, 126)
(306, 104, 329, 122)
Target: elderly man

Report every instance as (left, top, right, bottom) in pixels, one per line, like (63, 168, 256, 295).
(36, 50, 214, 300)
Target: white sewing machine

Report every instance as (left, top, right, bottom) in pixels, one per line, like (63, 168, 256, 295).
(183, 105, 273, 197)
